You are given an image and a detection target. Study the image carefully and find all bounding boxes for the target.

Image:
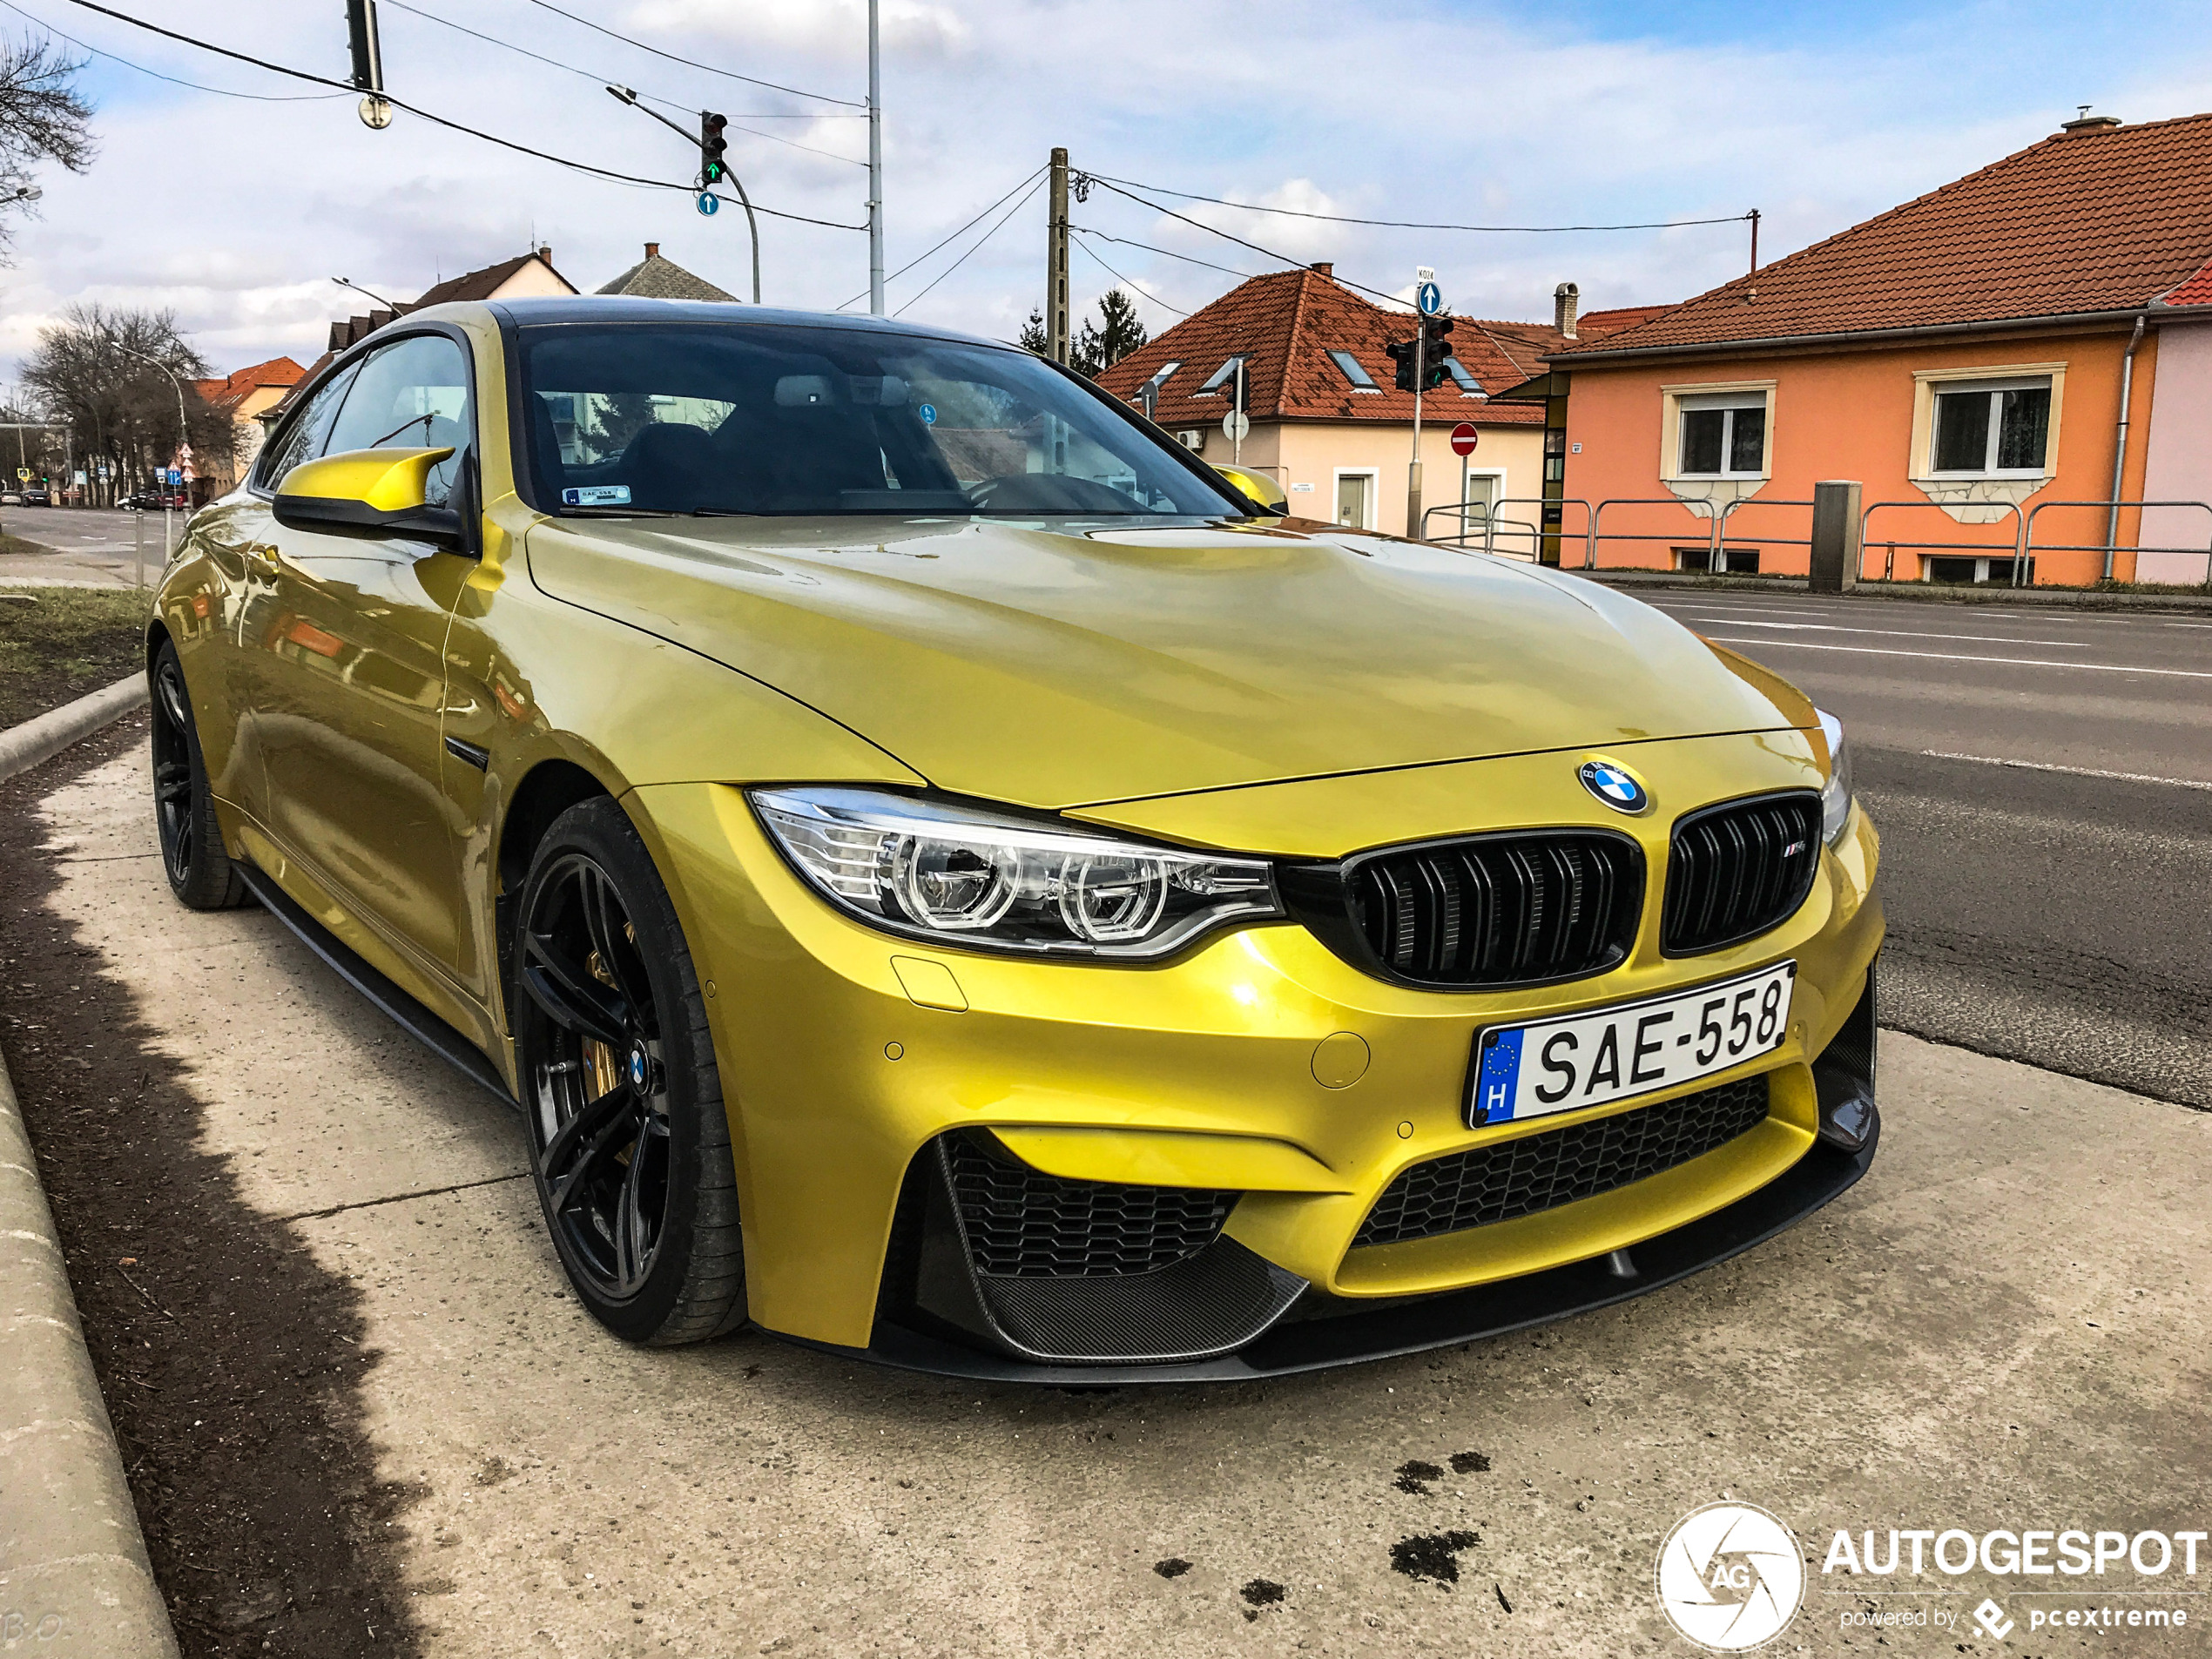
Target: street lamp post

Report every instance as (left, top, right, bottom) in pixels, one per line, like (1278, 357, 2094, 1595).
(107, 338, 193, 524)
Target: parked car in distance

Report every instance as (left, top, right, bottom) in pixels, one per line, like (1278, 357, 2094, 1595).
(117, 490, 181, 511)
(0, 491, 19, 506)
(18, 489, 49, 506)
(145, 295, 1883, 1383)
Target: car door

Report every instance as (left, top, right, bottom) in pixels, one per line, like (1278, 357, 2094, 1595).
(203, 361, 361, 819)
(239, 330, 478, 977)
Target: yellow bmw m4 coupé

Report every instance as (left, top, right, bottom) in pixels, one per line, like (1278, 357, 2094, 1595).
(146, 297, 1880, 1379)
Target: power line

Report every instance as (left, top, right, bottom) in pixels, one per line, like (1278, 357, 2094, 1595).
(1070, 226, 1255, 283)
(1069, 233, 1188, 318)
(1089, 172, 1755, 234)
(519, 0, 863, 110)
(838, 165, 1046, 310)
(380, 0, 865, 165)
(0, 0, 347, 100)
(54, 0, 867, 229)
(894, 175, 1046, 319)
(1085, 175, 1408, 307)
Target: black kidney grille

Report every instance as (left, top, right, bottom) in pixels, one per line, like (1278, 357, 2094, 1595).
(1352, 1075, 1770, 1248)
(1662, 792, 1823, 955)
(1345, 833, 1642, 988)
(942, 1134, 1236, 1278)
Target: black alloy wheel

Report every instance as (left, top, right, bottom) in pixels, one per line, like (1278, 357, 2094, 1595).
(515, 798, 746, 1345)
(148, 640, 249, 910)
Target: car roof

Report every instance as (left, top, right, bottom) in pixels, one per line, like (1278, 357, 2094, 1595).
(474, 293, 1017, 354)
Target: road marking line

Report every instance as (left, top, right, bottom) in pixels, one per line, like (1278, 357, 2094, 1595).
(1702, 636, 2212, 678)
(1920, 752, 2212, 792)
(1679, 617, 2096, 647)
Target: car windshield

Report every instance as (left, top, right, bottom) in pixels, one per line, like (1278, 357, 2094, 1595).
(514, 320, 1246, 519)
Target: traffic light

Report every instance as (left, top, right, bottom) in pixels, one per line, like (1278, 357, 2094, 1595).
(1386, 337, 1420, 393)
(700, 112, 728, 186)
(1420, 314, 1456, 390)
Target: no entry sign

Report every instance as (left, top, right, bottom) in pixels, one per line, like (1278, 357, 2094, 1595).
(1450, 422, 1479, 456)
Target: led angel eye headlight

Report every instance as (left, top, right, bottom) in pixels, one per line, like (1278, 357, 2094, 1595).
(1816, 708, 1854, 846)
(750, 787, 1280, 960)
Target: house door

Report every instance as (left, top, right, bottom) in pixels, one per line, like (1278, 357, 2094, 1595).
(1335, 472, 1371, 529)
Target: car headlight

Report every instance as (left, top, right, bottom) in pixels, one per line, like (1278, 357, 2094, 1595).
(1816, 708, 1854, 846)
(749, 786, 1282, 960)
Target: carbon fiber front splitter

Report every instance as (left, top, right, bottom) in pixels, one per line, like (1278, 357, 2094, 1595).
(774, 1120, 1878, 1386)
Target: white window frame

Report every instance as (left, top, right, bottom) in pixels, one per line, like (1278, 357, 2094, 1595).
(1194, 355, 1246, 396)
(1659, 381, 1775, 483)
(1924, 374, 2056, 479)
(1669, 388, 1770, 481)
(1909, 361, 2065, 487)
(1332, 466, 1379, 530)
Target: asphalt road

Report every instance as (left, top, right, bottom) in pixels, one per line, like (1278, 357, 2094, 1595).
(1639, 588, 2212, 1109)
(0, 504, 172, 586)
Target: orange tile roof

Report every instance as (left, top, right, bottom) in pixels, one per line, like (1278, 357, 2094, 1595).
(191, 355, 307, 411)
(1561, 111, 2212, 358)
(1095, 266, 1565, 428)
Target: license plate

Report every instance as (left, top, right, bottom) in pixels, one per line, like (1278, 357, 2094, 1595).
(1465, 961, 1796, 1129)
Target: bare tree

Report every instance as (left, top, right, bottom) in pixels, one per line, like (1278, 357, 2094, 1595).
(21, 305, 233, 497)
(0, 35, 93, 256)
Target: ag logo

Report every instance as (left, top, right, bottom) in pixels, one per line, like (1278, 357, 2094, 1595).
(1656, 1502, 1804, 1651)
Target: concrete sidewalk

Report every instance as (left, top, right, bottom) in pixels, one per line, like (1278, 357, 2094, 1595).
(29, 745, 2212, 1656)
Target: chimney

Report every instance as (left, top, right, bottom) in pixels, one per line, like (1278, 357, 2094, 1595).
(1310, 261, 1333, 278)
(2060, 107, 2121, 133)
(644, 242, 660, 260)
(537, 243, 553, 266)
(1554, 280, 1581, 340)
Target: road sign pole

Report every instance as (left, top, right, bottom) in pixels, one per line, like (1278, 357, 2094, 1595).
(1233, 357, 1244, 466)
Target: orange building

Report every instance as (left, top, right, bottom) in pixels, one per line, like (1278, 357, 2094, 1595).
(1507, 111, 2212, 587)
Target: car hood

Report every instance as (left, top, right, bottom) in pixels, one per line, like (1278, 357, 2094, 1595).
(523, 513, 1810, 812)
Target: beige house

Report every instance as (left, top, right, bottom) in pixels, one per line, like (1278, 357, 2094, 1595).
(186, 356, 306, 492)
(1097, 266, 1654, 546)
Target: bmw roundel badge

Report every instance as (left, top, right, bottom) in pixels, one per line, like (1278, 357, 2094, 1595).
(1578, 759, 1649, 814)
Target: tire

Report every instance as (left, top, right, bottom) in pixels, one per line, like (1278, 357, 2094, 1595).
(513, 797, 747, 1345)
(149, 640, 250, 911)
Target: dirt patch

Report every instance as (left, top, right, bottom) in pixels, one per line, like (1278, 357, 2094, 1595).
(0, 583, 150, 727)
(0, 715, 422, 1657)
(1389, 1530, 1480, 1587)
(1151, 1558, 1190, 1580)
(1393, 1458, 1445, 1495)
(1449, 1449, 1490, 1474)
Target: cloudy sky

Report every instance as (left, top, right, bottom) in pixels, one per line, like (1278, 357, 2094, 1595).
(2, 0, 2209, 380)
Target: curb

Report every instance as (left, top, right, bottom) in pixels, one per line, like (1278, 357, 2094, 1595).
(1562, 569, 2212, 614)
(0, 675, 148, 785)
(0, 1051, 181, 1656)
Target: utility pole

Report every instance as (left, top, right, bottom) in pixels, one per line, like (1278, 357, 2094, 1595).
(1407, 266, 1432, 542)
(867, 0, 884, 314)
(1046, 148, 1071, 364)
(1232, 356, 1244, 466)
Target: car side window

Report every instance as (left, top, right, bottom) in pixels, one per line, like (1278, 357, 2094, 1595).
(320, 334, 475, 508)
(253, 362, 360, 492)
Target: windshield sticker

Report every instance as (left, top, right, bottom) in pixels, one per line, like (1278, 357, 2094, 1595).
(562, 485, 632, 508)
(917, 402, 937, 426)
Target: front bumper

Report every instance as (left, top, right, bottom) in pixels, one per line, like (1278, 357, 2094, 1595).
(629, 729, 1884, 1375)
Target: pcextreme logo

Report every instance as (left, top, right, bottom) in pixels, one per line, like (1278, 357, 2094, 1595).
(1656, 1502, 1806, 1651)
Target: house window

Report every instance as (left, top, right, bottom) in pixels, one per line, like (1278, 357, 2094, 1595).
(1676, 391, 1766, 478)
(1442, 358, 1485, 396)
(1143, 361, 1180, 390)
(1327, 350, 1379, 392)
(1930, 378, 2051, 475)
(1196, 356, 1246, 395)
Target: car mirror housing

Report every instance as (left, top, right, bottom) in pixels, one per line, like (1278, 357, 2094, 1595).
(273, 445, 475, 555)
(1211, 463, 1288, 516)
